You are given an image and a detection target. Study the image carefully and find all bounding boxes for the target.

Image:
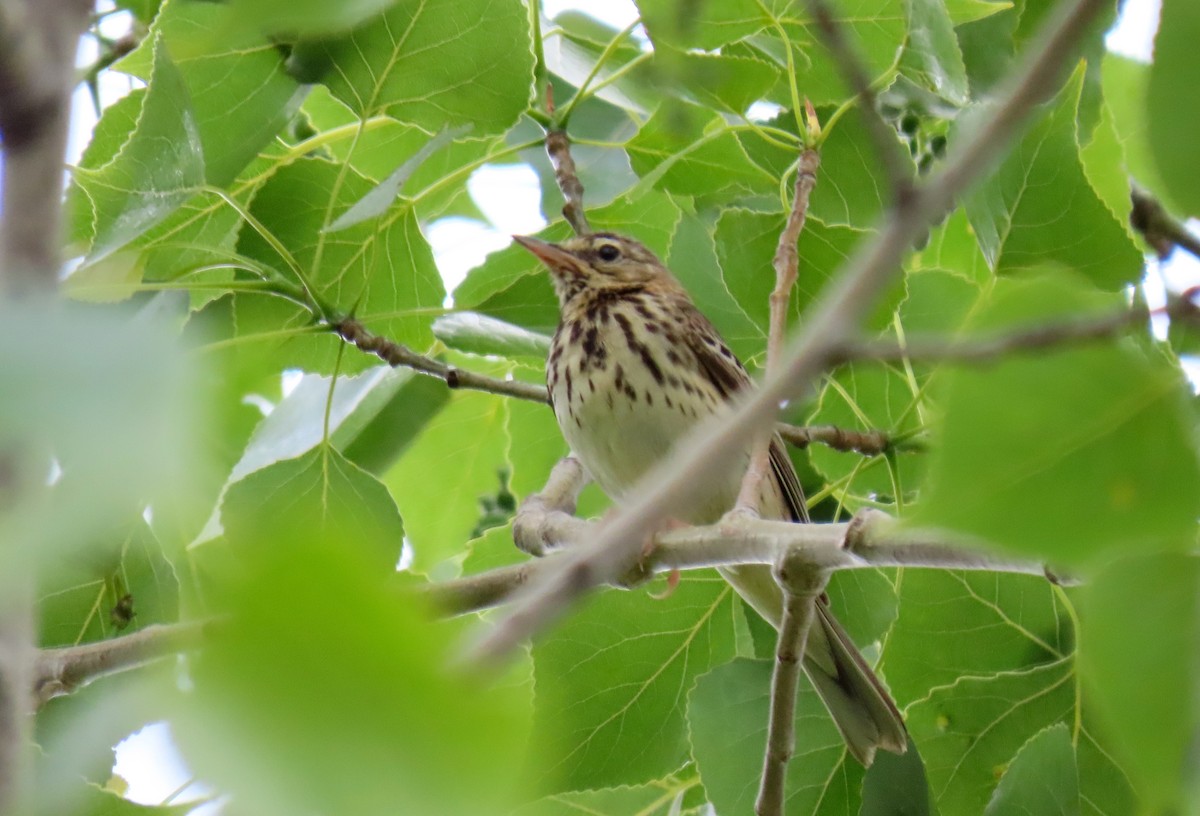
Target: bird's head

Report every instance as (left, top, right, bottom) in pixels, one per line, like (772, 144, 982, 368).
(513, 232, 675, 306)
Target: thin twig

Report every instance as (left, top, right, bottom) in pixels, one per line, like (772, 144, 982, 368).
(468, 0, 1111, 664)
(546, 130, 591, 235)
(33, 621, 208, 708)
(737, 147, 822, 515)
(756, 557, 828, 816)
(333, 316, 548, 403)
(1130, 186, 1200, 262)
(835, 297, 1199, 366)
(803, 0, 911, 201)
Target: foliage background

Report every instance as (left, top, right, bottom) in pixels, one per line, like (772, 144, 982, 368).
(11, 0, 1199, 813)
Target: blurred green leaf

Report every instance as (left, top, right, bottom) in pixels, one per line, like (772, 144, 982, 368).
(1147, 0, 1200, 218)
(985, 724, 1078, 816)
(962, 67, 1142, 289)
(175, 540, 528, 816)
(1079, 553, 1200, 813)
(910, 271, 1200, 564)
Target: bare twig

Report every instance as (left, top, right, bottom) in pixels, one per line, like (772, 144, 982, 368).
(333, 316, 548, 403)
(756, 556, 828, 816)
(1130, 186, 1200, 262)
(804, 0, 911, 201)
(34, 622, 208, 708)
(835, 296, 1200, 366)
(736, 147, 821, 515)
(546, 130, 591, 235)
(469, 0, 1111, 664)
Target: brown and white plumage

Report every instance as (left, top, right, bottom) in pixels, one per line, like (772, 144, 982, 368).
(515, 231, 907, 765)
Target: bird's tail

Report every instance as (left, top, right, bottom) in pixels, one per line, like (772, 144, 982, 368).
(719, 564, 908, 765)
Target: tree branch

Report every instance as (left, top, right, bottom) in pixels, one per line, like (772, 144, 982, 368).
(1130, 186, 1200, 262)
(835, 295, 1199, 366)
(737, 146, 821, 515)
(468, 0, 1110, 664)
(756, 557, 827, 816)
(428, 501, 1062, 618)
(546, 130, 591, 236)
(33, 622, 208, 708)
(0, 0, 92, 810)
(333, 316, 549, 403)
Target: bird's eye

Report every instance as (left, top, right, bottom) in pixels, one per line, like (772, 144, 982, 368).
(596, 243, 621, 262)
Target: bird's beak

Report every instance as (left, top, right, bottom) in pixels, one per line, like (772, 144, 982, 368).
(512, 235, 576, 270)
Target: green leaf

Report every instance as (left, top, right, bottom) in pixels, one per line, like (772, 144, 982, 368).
(299, 0, 533, 133)
(860, 734, 935, 816)
(235, 158, 445, 373)
(222, 445, 404, 572)
(687, 657, 865, 815)
(910, 271, 1200, 565)
(546, 12, 656, 116)
(666, 211, 764, 363)
(340, 371, 452, 475)
(655, 48, 781, 114)
(73, 35, 205, 263)
(326, 124, 470, 231)
(175, 539, 528, 816)
(714, 211, 893, 353)
(812, 107, 913, 229)
(228, 0, 397, 36)
(1078, 553, 1200, 812)
(635, 0, 765, 50)
(456, 192, 682, 335)
(825, 569, 899, 648)
(513, 779, 699, 815)
(943, 0, 1010, 24)
(626, 104, 780, 208)
(903, 0, 970, 106)
(1101, 54, 1173, 212)
(1147, 0, 1200, 217)
(433, 312, 551, 362)
(757, 0, 908, 107)
(383, 384, 510, 574)
(985, 724, 1079, 816)
(962, 67, 1142, 289)
(115, 0, 303, 186)
(531, 575, 740, 791)
(906, 661, 1075, 814)
(39, 519, 178, 648)
(883, 570, 1069, 705)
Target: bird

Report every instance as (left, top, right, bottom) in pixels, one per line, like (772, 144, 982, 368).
(513, 230, 907, 766)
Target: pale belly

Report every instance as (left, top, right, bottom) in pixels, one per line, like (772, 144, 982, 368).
(548, 331, 747, 523)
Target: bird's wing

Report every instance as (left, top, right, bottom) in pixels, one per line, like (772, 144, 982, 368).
(681, 307, 809, 523)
